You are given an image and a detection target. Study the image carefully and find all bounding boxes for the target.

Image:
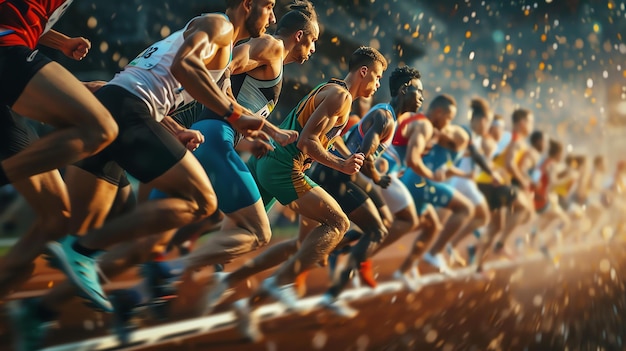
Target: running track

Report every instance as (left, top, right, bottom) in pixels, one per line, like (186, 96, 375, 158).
(1, 235, 625, 350)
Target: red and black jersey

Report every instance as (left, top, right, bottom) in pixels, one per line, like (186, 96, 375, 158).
(0, 0, 73, 49)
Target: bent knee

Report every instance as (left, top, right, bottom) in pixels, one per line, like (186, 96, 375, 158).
(83, 116, 118, 153)
(255, 224, 272, 246)
(328, 212, 350, 235)
(192, 191, 218, 219)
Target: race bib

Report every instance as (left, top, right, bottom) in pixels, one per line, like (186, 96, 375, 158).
(129, 33, 178, 69)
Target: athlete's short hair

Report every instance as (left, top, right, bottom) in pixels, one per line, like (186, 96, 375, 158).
(348, 46, 387, 72)
(388, 66, 421, 97)
(276, 1, 318, 36)
(548, 139, 562, 157)
(428, 94, 457, 113)
(512, 108, 531, 124)
(470, 97, 490, 119)
(530, 130, 544, 145)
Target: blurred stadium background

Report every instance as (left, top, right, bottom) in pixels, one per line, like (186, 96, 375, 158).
(1, 0, 626, 238)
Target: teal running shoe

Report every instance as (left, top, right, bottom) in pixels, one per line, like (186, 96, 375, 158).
(46, 235, 112, 312)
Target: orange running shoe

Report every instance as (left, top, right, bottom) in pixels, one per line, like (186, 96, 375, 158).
(294, 270, 310, 297)
(358, 259, 377, 288)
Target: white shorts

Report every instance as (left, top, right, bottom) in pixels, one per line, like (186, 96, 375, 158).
(365, 173, 414, 214)
(447, 176, 486, 206)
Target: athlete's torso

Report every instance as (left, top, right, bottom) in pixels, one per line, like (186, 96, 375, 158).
(108, 14, 230, 122)
(476, 132, 525, 184)
(383, 113, 427, 173)
(268, 78, 349, 164)
(0, 0, 73, 48)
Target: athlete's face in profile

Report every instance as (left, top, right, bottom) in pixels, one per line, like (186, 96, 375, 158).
(294, 22, 319, 64)
(432, 105, 456, 129)
(519, 113, 534, 136)
(360, 62, 384, 98)
(400, 78, 424, 113)
(246, 0, 276, 38)
(472, 114, 492, 136)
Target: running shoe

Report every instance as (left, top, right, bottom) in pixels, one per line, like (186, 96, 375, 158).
(358, 259, 377, 288)
(393, 270, 420, 292)
(318, 293, 358, 318)
(109, 289, 140, 344)
(446, 244, 467, 267)
(8, 298, 53, 351)
(294, 270, 310, 297)
(45, 235, 112, 312)
(260, 276, 304, 313)
(423, 252, 456, 277)
(233, 298, 262, 342)
(204, 271, 233, 314)
(139, 260, 184, 319)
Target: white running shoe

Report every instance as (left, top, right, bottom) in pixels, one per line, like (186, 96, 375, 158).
(233, 299, 262, 342)
(260, 276, 305, 313)
(423, 252, 456, 277)
(204, 272, 233, 314)
(393, 270, 420, 292)
(318, 293, 358, 319)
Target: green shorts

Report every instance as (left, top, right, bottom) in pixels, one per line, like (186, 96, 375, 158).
(247, 154, 318, 207)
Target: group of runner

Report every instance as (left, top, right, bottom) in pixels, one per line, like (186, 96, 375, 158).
(1, 0, 624, 349)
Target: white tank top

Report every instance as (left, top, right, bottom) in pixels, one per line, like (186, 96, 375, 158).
(108, 14, 229, 122)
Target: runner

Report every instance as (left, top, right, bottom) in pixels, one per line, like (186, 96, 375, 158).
(233, 46, 387, 340)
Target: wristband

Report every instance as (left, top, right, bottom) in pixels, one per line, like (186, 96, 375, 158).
(224, 103, 243, 123)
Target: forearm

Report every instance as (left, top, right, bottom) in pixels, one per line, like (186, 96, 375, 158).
(361, 158, 381, 183)
(171, 58, 235, 118)
(468, 144, 493, 176)
(38, 29, 69, 51)
(300, 138, 345, 171)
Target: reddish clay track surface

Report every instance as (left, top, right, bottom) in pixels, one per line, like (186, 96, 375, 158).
(1, 235, 625, 351)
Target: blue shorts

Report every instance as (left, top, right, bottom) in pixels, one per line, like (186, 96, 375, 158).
(400, 169, 455, 214)
(150, 119, 260, 214)
(193, 119, 261, 213)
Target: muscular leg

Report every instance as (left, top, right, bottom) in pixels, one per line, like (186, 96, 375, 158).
(450, 201, 490, 247)
(76, 152, 217, 250)
(427, 192, 474, 255)
(270, 187, 349, 286)
(327, 198, 388, 296)
(474, 207, 505, 271)
(0, 170, 70, 297)
(397, 205, 442, 273)
(183, 200, 271, 269)
(4, 62, 117, 182)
